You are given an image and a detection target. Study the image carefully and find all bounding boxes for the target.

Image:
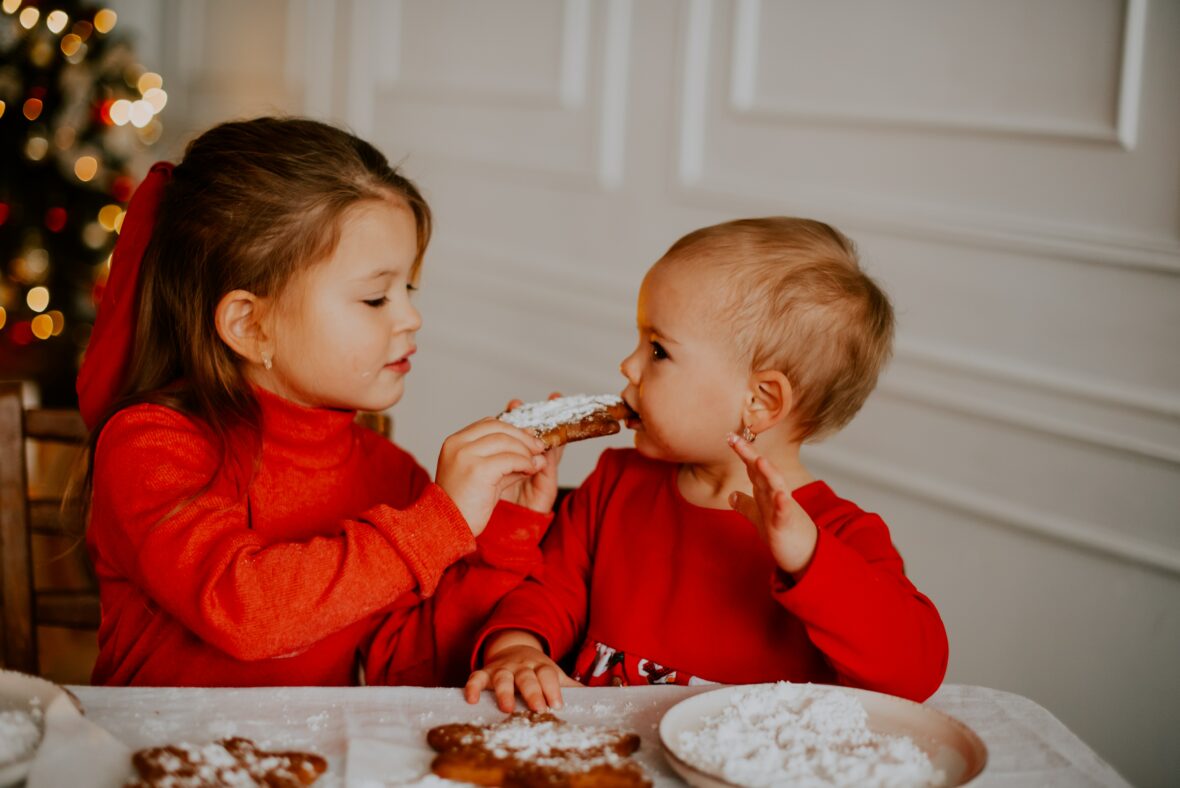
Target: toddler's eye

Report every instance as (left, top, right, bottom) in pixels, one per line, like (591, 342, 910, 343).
(650, 341, 668, 360)
(363, 296, 389, 307)
(407, 283, 419, 293)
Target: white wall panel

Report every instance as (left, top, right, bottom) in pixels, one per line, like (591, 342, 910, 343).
(106, 1, 1180, 784)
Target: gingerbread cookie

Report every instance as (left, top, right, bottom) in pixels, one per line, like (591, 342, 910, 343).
(427, 711, 649, 788)
(125, 736, 327, 787)
(499, 395, 635, 449)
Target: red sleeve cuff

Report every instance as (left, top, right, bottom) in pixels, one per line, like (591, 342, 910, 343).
(470, 623, 555, 671)
(363, 483, 476, 596)
(474, 501, 552, 570)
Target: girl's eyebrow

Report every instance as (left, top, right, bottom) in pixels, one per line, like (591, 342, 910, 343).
(352, 269, 397, 282)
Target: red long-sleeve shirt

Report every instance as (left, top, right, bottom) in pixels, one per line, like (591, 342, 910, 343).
(475, 449, 948, 702)
(87, 387, 548, 686)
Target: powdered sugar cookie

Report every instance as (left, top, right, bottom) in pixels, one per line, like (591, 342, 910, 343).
(126, 736, 327, 787)
(427, 711, 649, 788)
(499, 395, 635, 449)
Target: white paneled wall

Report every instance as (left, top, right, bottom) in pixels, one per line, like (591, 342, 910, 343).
(116, 1, 1179, 784)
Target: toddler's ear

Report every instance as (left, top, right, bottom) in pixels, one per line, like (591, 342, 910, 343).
(215, 289, 271, 364)
(745, 370, 793, 431)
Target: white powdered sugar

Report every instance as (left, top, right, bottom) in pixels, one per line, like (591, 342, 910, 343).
(499, 395, 623, 432)
(677, 683, 944, 787)
(0, 702, 42, 765)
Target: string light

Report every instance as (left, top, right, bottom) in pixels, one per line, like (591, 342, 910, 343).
(74, 155, 99, 181)
(93, 8, 116, 33)
(26, 286, 50, 312)
(31, 313, 54, 340)
(61, 33, 82, 57)
(0, 99, 6, 119)
(137, 72, 163, 93)
(46, 10, 68, 33)
(2, 0, 21, 15)
(0, 307, 6, 332)
(22, 97, 42, 121)
(98, 204, 122, 231)
(18, 6, 37, 28)
(25, 136, 49, 161)
(48, 310, 65, 336)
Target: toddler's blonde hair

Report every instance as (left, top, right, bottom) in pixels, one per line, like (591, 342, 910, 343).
(663, 217, 893, 441)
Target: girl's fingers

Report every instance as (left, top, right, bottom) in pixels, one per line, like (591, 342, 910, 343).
(475, 431, 546, 457)
(559, 673, 585, 688)
(453, 418, 545, 451)
(464, 670, 490, 704)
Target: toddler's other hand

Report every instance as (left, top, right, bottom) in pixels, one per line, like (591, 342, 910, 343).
(464, 631, 582, 713)
(499, 393, 565, 513)
(727, 434, 819, 576)
(436, 419, 546, 536)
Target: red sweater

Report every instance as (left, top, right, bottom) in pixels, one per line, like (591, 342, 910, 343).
(475, 449, 948, 702)
(87, 387, 548, 687)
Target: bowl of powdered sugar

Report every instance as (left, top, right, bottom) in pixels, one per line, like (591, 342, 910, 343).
(659, 682, 986, 788)
(0, 670, 81, 788)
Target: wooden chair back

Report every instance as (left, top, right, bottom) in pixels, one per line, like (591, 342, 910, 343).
(0, 381, 98, 674)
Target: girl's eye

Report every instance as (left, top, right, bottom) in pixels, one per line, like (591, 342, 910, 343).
(407, 283, 419, 293)
(650, 341, 668, 360)
(363, 296, 389, 307)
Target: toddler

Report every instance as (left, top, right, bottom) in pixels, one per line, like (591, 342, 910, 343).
(76, 117, 557, 686)
(465, 217, 948, 710)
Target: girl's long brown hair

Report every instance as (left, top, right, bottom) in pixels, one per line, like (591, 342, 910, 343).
(74, 116, 432, 508)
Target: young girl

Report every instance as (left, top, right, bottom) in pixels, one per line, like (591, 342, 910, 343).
(76, 117, 558, 687)
(465, 218, 948, 711)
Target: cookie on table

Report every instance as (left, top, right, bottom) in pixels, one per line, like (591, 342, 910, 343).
(427, 710, 649, 788)
(498, 395, 635, 450)
(125, 736, 327, 787)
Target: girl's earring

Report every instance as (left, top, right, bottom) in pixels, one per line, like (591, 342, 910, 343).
(741, 425, 756, 443)
(262, 352, 273, 371)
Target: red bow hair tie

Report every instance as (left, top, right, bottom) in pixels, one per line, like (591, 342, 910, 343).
(76, 162, 174, 429)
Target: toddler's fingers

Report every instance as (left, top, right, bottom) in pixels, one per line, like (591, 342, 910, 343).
(728, 490, 761, 525)
(515, 669, 550, 713)
(559, 674, 585, 688)
(491, 669, 518, 713)
(535, 665, 566, 710)
(464, 670, 490, 704)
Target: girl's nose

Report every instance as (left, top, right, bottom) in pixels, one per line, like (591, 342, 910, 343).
(398, 302, 422, 334)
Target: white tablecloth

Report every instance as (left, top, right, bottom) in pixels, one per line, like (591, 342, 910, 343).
(35, 683, 1126, 787)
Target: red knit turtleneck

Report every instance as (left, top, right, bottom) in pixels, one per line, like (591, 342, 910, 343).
(87, 387, 549, 686)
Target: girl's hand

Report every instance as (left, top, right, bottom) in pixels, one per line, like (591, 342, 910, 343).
(727, 433, 819, 576)
(464, 630, 582, 712)
(436, 419, 547, 536)
(498, 394, 565, 513)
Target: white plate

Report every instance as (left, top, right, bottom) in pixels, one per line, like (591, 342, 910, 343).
(659, 683, 987, 788)
(0, 670, 82, 788)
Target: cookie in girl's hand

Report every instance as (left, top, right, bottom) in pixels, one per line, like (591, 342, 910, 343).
(498, 395, 635, 449)
(427, 710, 649, 787)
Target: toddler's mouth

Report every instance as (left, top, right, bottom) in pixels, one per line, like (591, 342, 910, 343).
(622, 399, 641, 428)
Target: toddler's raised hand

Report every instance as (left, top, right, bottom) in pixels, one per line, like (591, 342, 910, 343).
(498, 393, 565, 513)
(727, 434, 819, 576)
(464, 630, 582, 713)
(436, 419, 547, 536)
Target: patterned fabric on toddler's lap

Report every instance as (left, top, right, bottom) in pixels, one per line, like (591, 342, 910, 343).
(572, 640, 718, 687)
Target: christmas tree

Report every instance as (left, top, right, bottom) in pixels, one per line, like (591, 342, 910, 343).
(0, 0, 164, 406)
